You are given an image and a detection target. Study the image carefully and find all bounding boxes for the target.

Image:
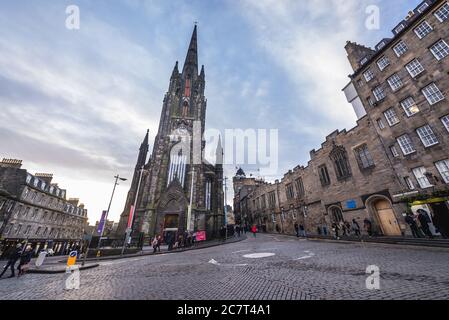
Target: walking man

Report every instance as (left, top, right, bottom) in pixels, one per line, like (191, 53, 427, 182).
(299, 224, 306, 237)
(417, 209, 433, 239)
(294, 222, 299, 238)
(352, 219, 361, 237)
(251, 225, 257, 238)
(0, 244, 22, 279)
(405, 213, 421, 238)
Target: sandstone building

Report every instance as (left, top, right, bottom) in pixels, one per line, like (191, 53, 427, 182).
(234, 0, 449, 238)
(0, 159, 88, 257)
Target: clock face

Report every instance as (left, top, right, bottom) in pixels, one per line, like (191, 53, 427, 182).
(169, 126, 191, 142)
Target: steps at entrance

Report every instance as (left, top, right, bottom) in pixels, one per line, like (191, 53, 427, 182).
(309, 235, 449, 248)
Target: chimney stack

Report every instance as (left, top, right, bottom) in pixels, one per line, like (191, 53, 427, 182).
(0, 159, 23, 169)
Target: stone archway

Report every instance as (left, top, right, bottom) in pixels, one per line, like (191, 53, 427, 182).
(366, 195, 401, 236)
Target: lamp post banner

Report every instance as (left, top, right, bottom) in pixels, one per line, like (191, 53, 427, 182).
(97, 210, 107, 234)
(127, 205, 135, 229)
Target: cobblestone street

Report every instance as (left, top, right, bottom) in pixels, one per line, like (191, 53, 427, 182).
(1, 234, 449, 300)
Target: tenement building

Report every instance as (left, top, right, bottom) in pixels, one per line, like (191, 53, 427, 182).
(0, 159, 88, 257)
(345, 0, 449, 237)
(234, 0, 449, 238)
(116, 26, 224, 241)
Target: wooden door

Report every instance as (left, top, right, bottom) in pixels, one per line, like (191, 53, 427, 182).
(374, 200, 401, 236)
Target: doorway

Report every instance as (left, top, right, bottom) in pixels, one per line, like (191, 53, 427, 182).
(373, 199, 401, 236)
(430, 202, 449, 238)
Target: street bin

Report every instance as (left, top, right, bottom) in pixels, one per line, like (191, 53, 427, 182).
(35, 251, 47, 268)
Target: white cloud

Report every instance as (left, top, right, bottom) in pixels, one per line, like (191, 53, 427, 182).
(237, 0, 367, 136)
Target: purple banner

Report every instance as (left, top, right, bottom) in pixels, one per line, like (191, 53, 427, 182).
(97, 210, 107, 235)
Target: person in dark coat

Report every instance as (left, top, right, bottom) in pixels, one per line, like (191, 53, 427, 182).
(0, 244, 22, 279)
(364, 219, 373, 237)
(417, 209, 433, 239)
(294, 223, 299, 237)
(405, 213, 421, 238)
(17, 246, 33, 277)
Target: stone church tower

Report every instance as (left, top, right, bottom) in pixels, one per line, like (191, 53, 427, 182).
(116, 26, 224, 240)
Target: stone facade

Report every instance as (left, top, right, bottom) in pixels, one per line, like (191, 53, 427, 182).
(116, 26, 224, 240)
(237, 116, 409, 237)
(234, 0, 449, 238)
(346, 0, 449, 236)
(0, 159, 88, 257)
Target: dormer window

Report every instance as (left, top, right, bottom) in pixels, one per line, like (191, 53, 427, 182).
(417, 2, 429, 13)
(377, 41, 386, 50)
(394, 24, 405, 34)
(26, 174, 32, 184)
(41, 182, 46, 191)
(33, 178, 39, 188)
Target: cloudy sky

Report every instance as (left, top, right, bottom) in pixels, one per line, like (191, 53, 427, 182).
(0, 0, 421, 224)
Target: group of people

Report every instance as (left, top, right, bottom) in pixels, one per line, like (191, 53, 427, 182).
(405, 209, 437, 239)
(331, 219, 370, 240)
(0, 244, 33, 279)
(293, 223, 306, 237)
(150, 231, 197, 253)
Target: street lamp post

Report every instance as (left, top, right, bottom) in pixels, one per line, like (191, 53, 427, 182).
(224, 177, 228, 241)
(121, 167, 144, 256)
(98, 175, 127, 250)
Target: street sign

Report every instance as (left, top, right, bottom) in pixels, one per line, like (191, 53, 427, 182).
(67, 250, 78, 267)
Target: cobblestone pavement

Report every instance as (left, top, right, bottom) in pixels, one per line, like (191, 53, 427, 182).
(1, 233, 449, 300)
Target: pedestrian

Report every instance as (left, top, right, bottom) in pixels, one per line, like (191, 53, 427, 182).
(0, 244, 22, 279)
(339, 221, 347, 237)
(294, 223, 299, 237)
(332, 223, 340, 240)
(345, 221, 352, 236)
(405, 213, 421, 238)
(236, 225, 241, 237)
(251, 225, 257, 238)
(299, 224, 306, 237)
(352, 219, 361, 237)
(17, 246, 33, 277)
(275, 224, 281, 234)
(364, 218, 373, 237)
(152, 237, 159, 253)
(417, 209, 433, 239)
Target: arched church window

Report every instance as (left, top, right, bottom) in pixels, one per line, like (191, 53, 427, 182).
(167, 148, 187, 187)
(182, 100, 189, 117)
(331, 207, 344, 223)
(205, 179, 212, 211)
(330, 145, 352, 180)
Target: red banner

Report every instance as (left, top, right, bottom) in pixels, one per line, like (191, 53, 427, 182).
(127, 205, 135, 229)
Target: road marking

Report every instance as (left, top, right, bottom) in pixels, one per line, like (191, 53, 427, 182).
(208, 259, 248, 267)
(208, 259, 220, 265)
(295, 255, 313, 260)
(243, 253, 275, 259)
(232, 250, 250, 254)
